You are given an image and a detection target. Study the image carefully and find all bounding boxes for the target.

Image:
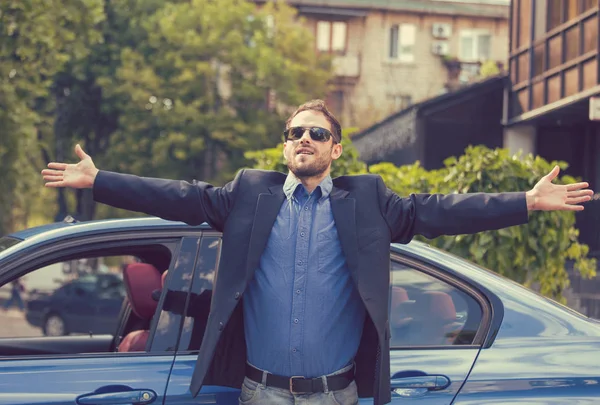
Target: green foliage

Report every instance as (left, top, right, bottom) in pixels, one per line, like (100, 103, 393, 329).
(102, 0, 332, 188)
(371, 146, 596, 302)
(1, 0, 334, 224)
(448, 147, 595, 301)
(248, 142, 596, 302)
(368, 162, 445, 195)
(0, 0, 104, 232)
(479, 60, 501, 78)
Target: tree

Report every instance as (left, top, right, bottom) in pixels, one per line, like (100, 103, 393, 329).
(47, 0, 135, 221)
(247, 142, 595, 302)
(0, 0, 104, 234)
(102, 0, 332, 191)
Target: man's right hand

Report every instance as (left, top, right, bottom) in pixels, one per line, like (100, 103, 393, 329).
(41, 144, 99, 189)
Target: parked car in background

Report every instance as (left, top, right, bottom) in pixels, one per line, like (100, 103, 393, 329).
(0, 217, 599, 405)
(25, 273, 124, 336)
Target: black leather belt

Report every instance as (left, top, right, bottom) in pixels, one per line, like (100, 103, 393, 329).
(245, 363, 354, 394)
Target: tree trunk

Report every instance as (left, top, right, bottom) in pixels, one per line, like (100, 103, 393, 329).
(54, 109, 70, 222)
(75, 189, 96, 221)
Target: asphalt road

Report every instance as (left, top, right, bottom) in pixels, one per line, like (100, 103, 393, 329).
(0, 309, 42, 338)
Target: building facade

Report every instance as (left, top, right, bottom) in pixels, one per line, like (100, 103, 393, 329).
(504, 0, 599, 184)
(352, 74, 506, 169)
(504, 0, 600, 250)
(256, 0, 511, 128)
(504, 0, 600, 317)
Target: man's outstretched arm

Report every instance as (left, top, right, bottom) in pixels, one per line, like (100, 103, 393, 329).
(378, 165, 594, 244)
(41, 144, 240, 229)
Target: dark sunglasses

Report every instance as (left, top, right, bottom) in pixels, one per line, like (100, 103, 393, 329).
(283, 126, 335, 143)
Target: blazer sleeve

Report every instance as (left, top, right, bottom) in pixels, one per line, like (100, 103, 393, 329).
(92, 169, 244, 230)
(376, 176, 529, 244)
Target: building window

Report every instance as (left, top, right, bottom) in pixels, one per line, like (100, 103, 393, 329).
(316, 21, 347, 53)
(547, 0, 561, 31)
(459, 30, 491, 62)
(387, 94, 412, 111)
(548, 0, 598, 32)
(389, 24, 416, 62)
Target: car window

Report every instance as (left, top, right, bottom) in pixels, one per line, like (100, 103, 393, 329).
(177, 236, 220, 352)
(0, 237, 179, 359)
(149, 237, 200, 352)
(0, 256, 132, 339)
(389, 259, 482, 347)
(97, 274, 126, 299)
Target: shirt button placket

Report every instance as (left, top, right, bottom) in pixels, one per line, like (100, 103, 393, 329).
(291, 198, 311, 372)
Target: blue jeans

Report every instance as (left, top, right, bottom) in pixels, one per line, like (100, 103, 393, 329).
(239, 363, 358, 405)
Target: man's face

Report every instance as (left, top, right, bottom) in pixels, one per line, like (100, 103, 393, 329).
(283, 111, 342, 179)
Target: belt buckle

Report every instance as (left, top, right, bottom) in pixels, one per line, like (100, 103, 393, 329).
(289, 376, 303, 394)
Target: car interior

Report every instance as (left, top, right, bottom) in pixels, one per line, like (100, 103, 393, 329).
(389, 284, 481, 347)
(0, 243, 174, 358)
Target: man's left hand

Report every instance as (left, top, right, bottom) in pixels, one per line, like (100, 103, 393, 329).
(526, 165, 594, 211)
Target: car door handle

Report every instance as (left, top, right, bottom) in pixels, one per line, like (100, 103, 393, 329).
(390, 375, 450, 391)
(76, 389, 156, 405)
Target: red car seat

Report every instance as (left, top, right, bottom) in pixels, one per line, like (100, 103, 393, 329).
(118, 263, 162, 352)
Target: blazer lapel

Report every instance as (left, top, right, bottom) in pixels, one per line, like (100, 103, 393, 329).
(245, 185, 285, 280)
(330, 187, 359, 283)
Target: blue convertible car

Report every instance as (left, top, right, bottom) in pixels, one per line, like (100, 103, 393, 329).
(0, 217, 599, 404)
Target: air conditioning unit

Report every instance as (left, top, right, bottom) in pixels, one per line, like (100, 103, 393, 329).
(431, 41, 450, 56)
(432, 23, 452, 39)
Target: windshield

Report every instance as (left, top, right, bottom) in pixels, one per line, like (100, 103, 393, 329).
(0, 236, 22, 253)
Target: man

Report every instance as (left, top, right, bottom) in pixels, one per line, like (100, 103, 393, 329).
(2, 279, 25, 311)
(42, 100, 593, 405)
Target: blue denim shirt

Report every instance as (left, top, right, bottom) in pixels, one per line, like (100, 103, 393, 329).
(243, 173, 366, 378)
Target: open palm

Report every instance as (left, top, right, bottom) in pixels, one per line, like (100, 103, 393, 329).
(41, 144, 99, 189)
(528, 165, 594, 211)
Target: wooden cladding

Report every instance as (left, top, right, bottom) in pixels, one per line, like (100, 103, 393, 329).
(508, 0, 599, 118)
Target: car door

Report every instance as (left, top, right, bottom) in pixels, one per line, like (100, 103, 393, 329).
(380, 254, 486, 404)
(0, 233, 200, 405)
(163, 233, 242, 404)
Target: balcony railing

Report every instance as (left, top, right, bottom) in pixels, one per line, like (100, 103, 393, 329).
(507, 1, 600, 121)
(332, 53, 361, 80)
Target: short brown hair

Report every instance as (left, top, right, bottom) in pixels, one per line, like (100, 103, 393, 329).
(285, 99, 342, 143)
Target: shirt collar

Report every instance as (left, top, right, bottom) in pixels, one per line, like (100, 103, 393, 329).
(283, 172, 333, 201)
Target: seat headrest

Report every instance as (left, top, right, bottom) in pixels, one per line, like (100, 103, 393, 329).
(420, 291, 456, 321)
(123, 263, 161, 320)
(391, 286, 409, 307)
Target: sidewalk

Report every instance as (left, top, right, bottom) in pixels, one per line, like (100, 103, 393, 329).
(0, 309, 42, 338)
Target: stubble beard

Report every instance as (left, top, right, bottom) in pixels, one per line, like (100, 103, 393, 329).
(287, 154, 331, 179)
